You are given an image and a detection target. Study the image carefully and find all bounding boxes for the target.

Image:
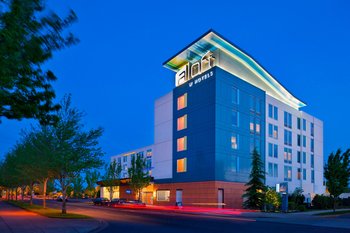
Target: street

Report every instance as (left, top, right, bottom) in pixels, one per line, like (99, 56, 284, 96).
(34, 199, 350, 233)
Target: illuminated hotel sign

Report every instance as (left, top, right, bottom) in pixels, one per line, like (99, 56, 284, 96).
(175, 51, 216, 87)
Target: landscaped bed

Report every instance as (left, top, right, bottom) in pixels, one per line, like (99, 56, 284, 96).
(6, 200, 90, 219)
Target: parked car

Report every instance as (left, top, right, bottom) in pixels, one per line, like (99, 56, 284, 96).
(108, 198, 127, 207)
(56, 195, 68, 202)
(93, 197, 109, 206)
(123, 200, 146, 207)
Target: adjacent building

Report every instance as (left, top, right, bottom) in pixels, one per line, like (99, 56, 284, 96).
(100, 30, 325, 208)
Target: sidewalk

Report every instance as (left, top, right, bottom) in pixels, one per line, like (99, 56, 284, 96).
(0, 201, 105, 233)
(240, 208, 350, 229)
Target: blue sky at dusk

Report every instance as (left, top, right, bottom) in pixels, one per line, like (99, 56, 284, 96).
(1, 0, 349, 162)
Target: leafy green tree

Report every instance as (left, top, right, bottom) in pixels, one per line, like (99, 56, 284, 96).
(102, 160, 122, 201)
(0, 0, 78, 124)
(128, 155, 150, 202)
(265, 187, 281, 212)
(324, 149, 350, 212)
(85, 170, 100, 198)
(47, 95, 104, 214)
(243, 148, 266, 209)
(71, 175, 85, 198)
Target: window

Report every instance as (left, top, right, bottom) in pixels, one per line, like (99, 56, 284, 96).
(231, 134, 239, 149)
(297, 134, 301, 147)
(303, 135, 306, 148)
(303, 168, 307, 180)
(268, 143, 278, 158)
(268, 124, 278, 139)
(297, 168, 301, 180)
(268, 163, 278, 177)
(255, 139, 261, 154)
(303, 152, 306, 164)
(268, 104, 273, 118)
(311, 154, 314, 168)
(284, 111, 292, 128)
(284, 130, 292, 146)
(157, 190, 170, 201)
(177, 136, 187, 152)
(311, 170, 315, 183)
(232, 87, 239, 104)
(297, 151, 301, 163)
(177, 115, 187, 131)
(255, 118, 261, 134)
(123, 156, 127, 163)
(311, 139, 314, 152)
(177, 158, 187, 173)
(232, 110, 239, 127)
(284, 166, 292, 181)
(274, 163, 278, 177)
(297, 118, 301, 130)
(273, 106, 278, 120)
(250, 117, 254, 133)
(303, 119, 307, 131)
(250, 96, 261, 114)
(284, 148, 292, 164)
(311, 123, 314, 137)
(177, 93, 187, 110)
(117, 157, 121, 164)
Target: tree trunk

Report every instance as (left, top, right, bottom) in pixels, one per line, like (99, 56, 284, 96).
(15, 187, 18, 201)
(43, 178, 48, 208)
(138, 189, 142, 202)
(21, 186, 25, 201)
(109, 186, 113, 201)
(61, 183, 67, 214)
(29, 184, 33, 205)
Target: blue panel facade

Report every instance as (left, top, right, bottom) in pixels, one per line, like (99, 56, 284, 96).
(215, 67, 266, 182)
(171, 66, 266, 183)
(172, 69, 217, 182)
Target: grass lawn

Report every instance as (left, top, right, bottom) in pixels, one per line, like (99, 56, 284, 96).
(315, 210, 350, 216)
(6, 200, 90, 219)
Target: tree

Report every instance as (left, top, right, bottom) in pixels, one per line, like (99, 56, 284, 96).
(48, 95, 104, 214)
(128, 155, 150, 202)
(0, 0, 78, 124)
(324, 149, 350, 212)
(243, 148, 266, 209)
(102, 160, 122, 201)
(265, 187, 281, 212)
(85, 170, 100, 198)
(71, 175, 85, 198)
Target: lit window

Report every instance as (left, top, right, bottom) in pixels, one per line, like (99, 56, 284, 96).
(177, 158, 187, 173)
(284, 148, 292, 164)
(177, 93, 187, 110)
(177, 115, 187, 131)
(231, 134, 239, 149)
(284, 166, 292, 181)
(256, 118, 261, 134)
(297, 168, 301, 180)
(157, 190, 170, 201)
(177, 136, 187, 152)
(250, 117, 254, 133)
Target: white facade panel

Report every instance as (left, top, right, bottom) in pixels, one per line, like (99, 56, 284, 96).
(153, 91, 173, 179)
(265, 95, 325, 196)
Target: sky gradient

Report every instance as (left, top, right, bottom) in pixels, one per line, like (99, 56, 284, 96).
(1, 0, 349, 163)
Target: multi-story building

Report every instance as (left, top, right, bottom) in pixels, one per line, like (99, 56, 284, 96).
(100, 30, 324, 207)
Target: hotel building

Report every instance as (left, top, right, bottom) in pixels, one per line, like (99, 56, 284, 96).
(100, 30, 325, 208)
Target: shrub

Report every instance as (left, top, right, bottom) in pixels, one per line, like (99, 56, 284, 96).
(265, 188, 281, 212)
(288, 201, 296, 210)
(312, 194, 332, 209)
(297, 205, 306, 212)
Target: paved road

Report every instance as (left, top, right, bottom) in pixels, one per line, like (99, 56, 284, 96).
(34, 199, 350, 233)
